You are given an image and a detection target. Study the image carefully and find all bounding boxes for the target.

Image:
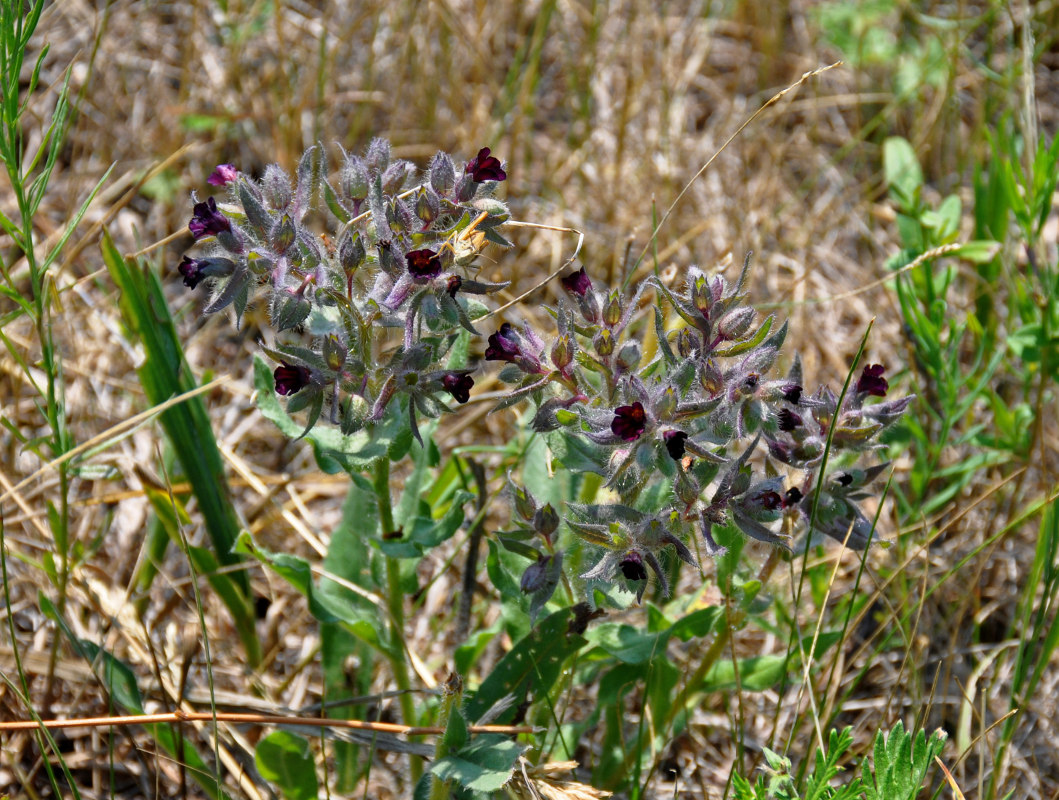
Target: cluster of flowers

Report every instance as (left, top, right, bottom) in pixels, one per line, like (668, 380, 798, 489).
(179, 141, 912, 605)
(179, 141, 511, 441)
(490, 256, 912, 603)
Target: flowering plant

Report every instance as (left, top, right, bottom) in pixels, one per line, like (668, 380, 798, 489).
(179, 140, 911, 610)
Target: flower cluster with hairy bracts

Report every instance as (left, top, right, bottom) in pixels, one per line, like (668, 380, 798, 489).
(178, 141, 913, 608)
(495, 254, 912, 604)
(178, 139, 511, 441)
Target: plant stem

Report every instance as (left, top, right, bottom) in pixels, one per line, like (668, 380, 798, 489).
(373, 458, 423, 784)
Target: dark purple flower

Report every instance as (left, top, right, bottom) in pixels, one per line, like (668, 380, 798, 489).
(177, 255, 234, 289)
(856, 364, 888, 397)
(611, 401, 647, 441)
(188, 197, 231, 239)
(777, 408, 803, 432)
(274, 362, 312, 395)
(782, 384, 803, 404)
(784, 487, 803, 507)
(442, 373, 473, 404)
(560, 266, 591, 297)
(178, 256, 207, 289)
(755, 490, 783, 511)
(484, 323, 521, 362)
(406, 248, 442, 280)
(619, 552, 647, 582)
(663, 430, 688, 460)
(207, 163, 238, 186)
(465, 147, 506, 182)
(446, 275, 463, 298)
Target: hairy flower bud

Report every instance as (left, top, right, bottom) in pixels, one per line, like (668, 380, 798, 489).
(365, 137, 391, 175)
(692, 274, 712, 316)
(341, 155, 370, 202)
(429, 151, 456, 196)
(338, 231, 366, 274)
(533, 503, 560, 538)
(454, 173, 477, 203)
(262, 164, 293, 210)
(322, 334, 347, 372)
(382, 160, 415, 194)
(616, 341, 641, 372)
(271, 214, 296, 255)
(718, 306, 755, 339)
(674, 467, 700, 506)
(676, 328, 698, 359)
(415, 187, 440, 226)
(551, 334, 573, 371)
(656, 386, 677, 419)
(594, 328, 614, 356)
(520, 553, 552, 593)
(602, 291, 622, 327)
(512, 483, 537, 521)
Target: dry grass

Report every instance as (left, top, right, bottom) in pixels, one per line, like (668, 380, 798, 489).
(2, 0, 1058, 797)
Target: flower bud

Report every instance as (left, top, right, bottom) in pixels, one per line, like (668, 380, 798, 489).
(560, 266, 591, 298)
(602, 291, 622, 327)
(382, 160, 415, 194)
(454, 173, 477, 203)
(207, 164, 238, 186)
(674, 467, 700, 507)
(655, 386, 677, 419)
(341, 155, 370, 203)
(551, 334, 573, 371)
(339, 231, 366, 274)
(692, 274, 712, 315)
(594, 328, 614, 356)
(699, 361, 723, 396)
(262, 164, 293, 210)
(616, 341, 641, 372)
(274, 362, 312, 395)
(271, 214, 296, 255)
(533, 504, 560, 538)
(676, 328, 698, 359)
(178, 255, 235, 289)
(365, 137, 391, 175)
(322, 334, 347, 372)
(520, 553, 552, 593)
(389, 198, 417, 234)
(512, 483, 537, 521)
(415, 187, 440, 226)
(429, 151, 456, 196)
(717, 306, 755, 340)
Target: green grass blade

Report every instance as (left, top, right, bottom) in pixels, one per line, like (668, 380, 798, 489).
(101, 230, 259, 667)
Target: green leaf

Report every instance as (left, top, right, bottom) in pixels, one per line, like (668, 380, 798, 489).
(236, 532, 385, 652)
(102, 233, 256, 662)
(464, 606, 588, 723)
(951, 240, 1000, 263)
(430, 736, 524, 793)
(546, 429, 607, 476)
(39, 593, 144, 713)
(584, 623, 667, 665)
(255, 731, 319, 800)
(884, 136, 923, 211)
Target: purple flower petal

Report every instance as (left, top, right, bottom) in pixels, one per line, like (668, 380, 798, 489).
(465, 147, 507, 182)
(207, 163, 238, 186)
(611, 401, 647, 441)
(188, 197, 231, 239)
